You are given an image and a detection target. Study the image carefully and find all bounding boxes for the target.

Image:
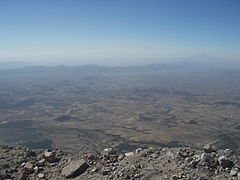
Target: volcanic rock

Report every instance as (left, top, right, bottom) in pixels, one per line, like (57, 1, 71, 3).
(1, 145, 240, 180)
(36, 159, 46, 167)
(230, 168, 239, 176)
(218, 156, 234, 168)
(61, 159, 89, 178)
(43, 150, 56, 163)
(24, 162, 34, 174)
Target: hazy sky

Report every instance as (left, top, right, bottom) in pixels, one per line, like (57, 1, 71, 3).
(0, 0, 239, 65)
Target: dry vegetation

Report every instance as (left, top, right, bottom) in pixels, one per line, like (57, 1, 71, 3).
(0, 65, 240, 153)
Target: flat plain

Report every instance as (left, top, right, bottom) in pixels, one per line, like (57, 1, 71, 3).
(0, 64, 240, 153)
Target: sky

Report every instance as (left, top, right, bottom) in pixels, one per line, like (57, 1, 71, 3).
(0, 0, 239, 66)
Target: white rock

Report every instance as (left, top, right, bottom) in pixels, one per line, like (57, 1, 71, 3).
(125, 152, 134, 157)
(135, 148, 142, 153)
(230, 168, 239, 176)
(37, 173, 45, 178)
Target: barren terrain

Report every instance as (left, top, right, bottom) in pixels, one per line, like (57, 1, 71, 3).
(0, 64, 240, 153)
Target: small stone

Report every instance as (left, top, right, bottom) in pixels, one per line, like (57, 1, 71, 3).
(37, 173, 45, 178)
(200, 153, 209, 162)
(34, 166, 39, 173)
(136, 163, 142, 168)
(91, 168, 98, 173)
(118, 154, 125, 161)
(185, 157, 193, 163)
(50, 162, 58, 166)
(36, 159, 46, 167)
(218, 156, 234, 168)
(108, 174, 114, 179)
(130, 164, 137, 170)
(125, 152, 134, 157)
(203, 144, 214, 153)
(230, 168, 239, 176)
(224, 149, 233, 155)
(85, 154, 97, 160)
(151, 153, 158, 158)
(102, 169, 110, 175)
(26, 151, 37, 157)
(134, 173, 140, 178)
(135, 148, 142, 153)
(24, 162, 34, 174)
(172, 174, 181, 180)
(103, 148, 117, 155)
(188, 160, 199, 168)
(43, 149, 56, 163)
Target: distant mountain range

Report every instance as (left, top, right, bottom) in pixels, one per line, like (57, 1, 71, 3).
(0, 55, 239, 71)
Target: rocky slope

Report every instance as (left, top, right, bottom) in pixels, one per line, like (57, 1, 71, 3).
(0, 145, 240, 180)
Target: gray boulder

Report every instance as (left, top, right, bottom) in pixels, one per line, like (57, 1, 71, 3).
(61, 159, 89, 178)
(43, 150, 56, 163)
(24, 162, 34, 174)
(36, 159, 46, 167)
